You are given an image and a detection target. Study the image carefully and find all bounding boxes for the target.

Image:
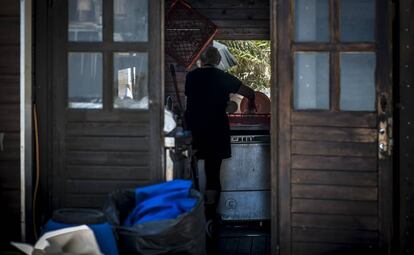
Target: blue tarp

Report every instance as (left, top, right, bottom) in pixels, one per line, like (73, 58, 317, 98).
(124, 180, 197, 226)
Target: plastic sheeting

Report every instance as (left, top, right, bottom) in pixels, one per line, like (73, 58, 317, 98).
(124, 180, 197, 225)
(104, 185, 206, 255)
(213, 41, 238, 71)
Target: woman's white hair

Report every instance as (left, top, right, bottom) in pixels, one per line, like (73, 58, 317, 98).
(200, 46, 221, 66)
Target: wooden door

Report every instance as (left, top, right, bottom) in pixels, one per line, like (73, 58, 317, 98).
(49, 0, 164, 209)
(272, 0, 393, 254)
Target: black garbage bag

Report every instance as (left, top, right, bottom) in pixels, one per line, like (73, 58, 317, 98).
(103, 189, 205, 255)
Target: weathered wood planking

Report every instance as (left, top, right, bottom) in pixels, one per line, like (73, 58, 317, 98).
(292, 214, 378, 231)
(292, 170, 377, 187)
(66, 137, 150, 152)
(212, 19, 269, 29)
(276, 0, 293, 252)
(66, 111, 150, 122)
(0, 132, 19, 161)
(292, 184, 378, 201)
(0, 118, 19, 132)
(292, 199, 378, 216)
(291, 112, 377, 128)
(292, 43, 376, 52)
(0, 74, 19, 84)
(0, 104, 19, 121)
(292, 155, 377, 171)
(292, 126, 377, 143)
(195, 8, 269, 20)
(185, 0, 270, 9)
(0, 0, 20, 246)
(292, 227, 378, 244)
(0, 0, 19, 16)
(270, 0, 278, 253)
(66, 165, 152, 181)
(0, 85, 19, 103)
(66, 151, 150, 167)
(0, 163, 19, 190)
(0, 45, 19, 74)
(166, 0, 270, 40)
(217, 27, 270, 40)
(63, 194, 110, 209)
(292, 141, 377, 157)
(292, 242, 379, 255)
(0, 17, 19, 45)
(66, 122, 149, 137)
(0, 159, 19, 172)
(65, 179, 151, 194)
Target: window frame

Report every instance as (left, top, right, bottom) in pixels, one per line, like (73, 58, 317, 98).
(292, 0, 377, 112)
(66, 0, 150, 112)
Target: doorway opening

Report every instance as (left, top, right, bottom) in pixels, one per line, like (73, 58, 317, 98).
(217, 40, 271, 254)
(165, 39, 272, 254)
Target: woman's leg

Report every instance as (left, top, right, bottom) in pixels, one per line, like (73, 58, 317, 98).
(204, 157, 223, 193)
(204, 157, 223, 254)
(204, 157, 223, 221)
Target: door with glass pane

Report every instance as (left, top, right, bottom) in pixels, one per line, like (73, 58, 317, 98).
(274, 0, 392, 254)
(50, 0, 163, 209)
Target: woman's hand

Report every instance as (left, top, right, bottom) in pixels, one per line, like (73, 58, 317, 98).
(247, 98, 257, 113)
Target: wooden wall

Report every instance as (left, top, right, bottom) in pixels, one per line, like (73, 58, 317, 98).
(398, 0, 414, 254)
(164, 0, 270, 109)
(0, 0, 21, 248)
(60, 115, 154, 208)
(288, 113, 380, 254)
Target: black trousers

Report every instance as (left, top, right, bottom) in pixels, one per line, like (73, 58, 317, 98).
(204, 157, 223, 192)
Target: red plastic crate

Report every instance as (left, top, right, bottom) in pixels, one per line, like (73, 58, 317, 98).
(228, 114, 271, 126)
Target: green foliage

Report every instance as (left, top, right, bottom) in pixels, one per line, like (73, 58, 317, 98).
(219, 40, 271, 91)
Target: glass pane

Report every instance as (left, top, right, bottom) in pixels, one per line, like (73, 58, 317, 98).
(295, 0, 329, 42)
(114, 0, 148, 42)
(114, 53, 149, 109)
(68, 52, 103, 109)
(68, 0, 103, 41)
(340, 0, 375, 42)
(294, 52, 330, 110)
(340, 53, 376, 111)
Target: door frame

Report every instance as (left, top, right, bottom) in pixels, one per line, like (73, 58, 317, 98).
(35, 0, 165, 215)
(377, 0, 393, 252)
(269, 0, 394, 254)
(270, 0, 279, 254)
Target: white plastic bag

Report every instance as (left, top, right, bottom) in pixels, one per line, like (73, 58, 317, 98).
(11, 225, 102, 255)
(164, 109, 177, 133)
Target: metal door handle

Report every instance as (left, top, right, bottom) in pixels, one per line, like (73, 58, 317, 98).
(379, 143, 386, 152)
(378, 118, 392, 159)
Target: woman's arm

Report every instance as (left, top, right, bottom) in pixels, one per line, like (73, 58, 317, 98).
(237, 84, 256, 112)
